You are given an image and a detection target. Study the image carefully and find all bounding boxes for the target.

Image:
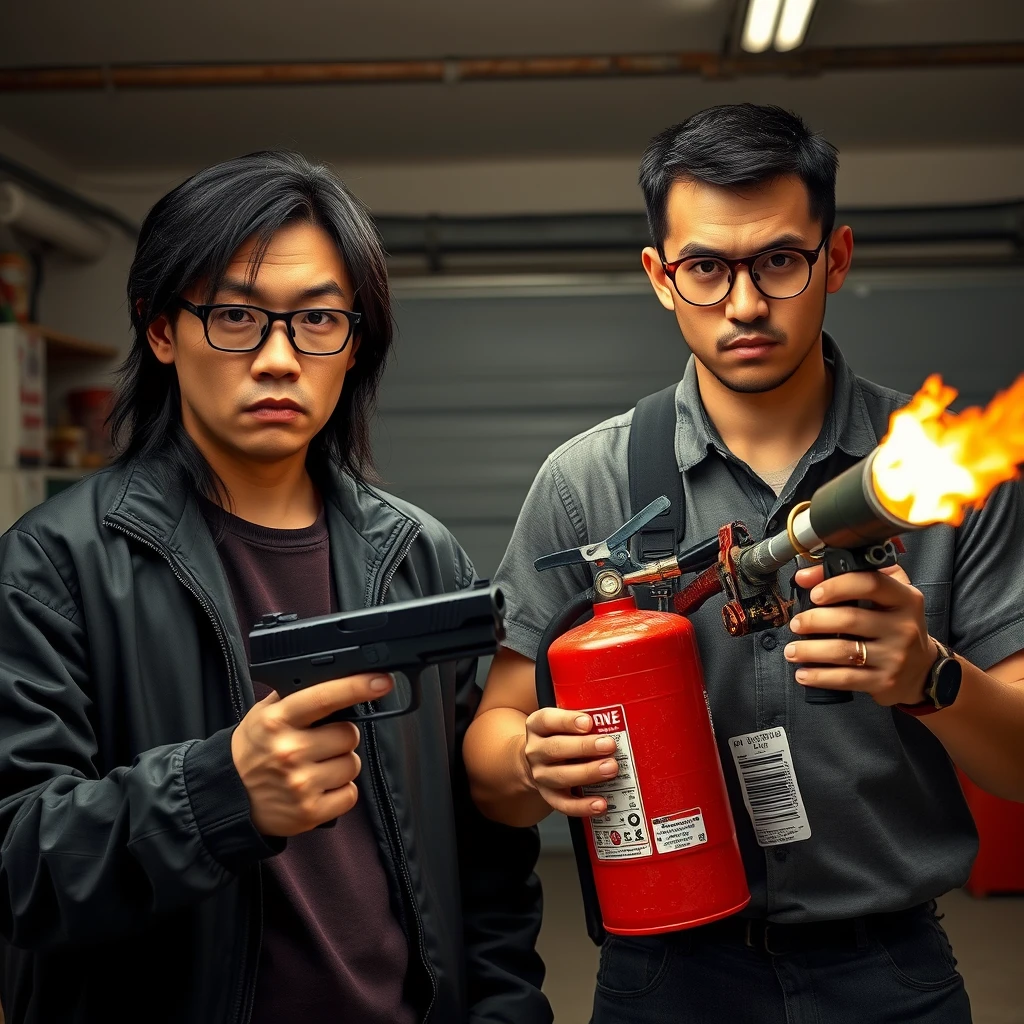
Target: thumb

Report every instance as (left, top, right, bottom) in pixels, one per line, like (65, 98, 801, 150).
(880, 563, 912, 587)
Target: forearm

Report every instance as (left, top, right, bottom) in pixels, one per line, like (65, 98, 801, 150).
(0, 730, 278, 949)
(924, 661, 1024, 801)
(464, 708, 552, 828)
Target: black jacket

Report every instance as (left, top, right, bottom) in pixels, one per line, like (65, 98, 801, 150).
(0, 459, 550, 1024)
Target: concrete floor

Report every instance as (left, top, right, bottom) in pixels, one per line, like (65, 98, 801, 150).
(535, 853, 1024, 1024)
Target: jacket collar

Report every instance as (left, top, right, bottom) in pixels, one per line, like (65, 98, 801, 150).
(103, 458, 418, 612)
(672, 331, 877, 474)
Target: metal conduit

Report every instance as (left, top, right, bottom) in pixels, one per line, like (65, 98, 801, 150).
(375, 203, 1024, 255)
(1, 42, 1023, 92)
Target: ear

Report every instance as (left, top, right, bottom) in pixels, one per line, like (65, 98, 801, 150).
(825, 225, 854, 295)
(147, 312, 176, 366)
(642, 247, 676, 312)
(345, 332, 360, 372)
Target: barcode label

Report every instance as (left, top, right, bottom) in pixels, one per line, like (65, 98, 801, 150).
(728, 728, 811, 847)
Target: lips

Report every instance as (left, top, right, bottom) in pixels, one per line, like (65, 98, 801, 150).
(723, 336, 779, 351)
(247, 398, 303, 412)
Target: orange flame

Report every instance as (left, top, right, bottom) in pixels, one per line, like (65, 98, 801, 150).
(872, 373, 1024, 526)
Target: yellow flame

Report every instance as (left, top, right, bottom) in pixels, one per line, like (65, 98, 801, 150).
(872, 373, 1024, 526)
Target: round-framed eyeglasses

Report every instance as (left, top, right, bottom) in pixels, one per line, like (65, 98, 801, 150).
(661, 235, 830, 307)
(177, 297, 361, 355)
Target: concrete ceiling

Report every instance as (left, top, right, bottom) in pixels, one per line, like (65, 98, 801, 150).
(1, 0, 1022, 172)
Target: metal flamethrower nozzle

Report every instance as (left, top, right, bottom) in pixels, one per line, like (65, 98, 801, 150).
(739, 449, 918, 582)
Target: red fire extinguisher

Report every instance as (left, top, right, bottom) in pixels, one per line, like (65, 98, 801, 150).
(540, 588, 749, 938)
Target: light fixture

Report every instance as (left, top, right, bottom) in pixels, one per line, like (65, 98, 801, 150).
(741, 0, 782, 53)
(774, 0, 816, 51)
(740, 0, 816, 53)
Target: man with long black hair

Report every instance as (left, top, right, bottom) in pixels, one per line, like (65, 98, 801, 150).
(0, 152, 550, 1024)
(465, 105, 1024, 1022)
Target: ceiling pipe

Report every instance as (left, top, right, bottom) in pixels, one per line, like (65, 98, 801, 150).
(1, 42, 1022, 92)
(374, 203, 1024, 256)
(0, 154, 139, 237)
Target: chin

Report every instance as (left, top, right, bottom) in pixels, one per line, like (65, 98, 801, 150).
(708, 364, 795, 395)
(239, 435, 312, 464)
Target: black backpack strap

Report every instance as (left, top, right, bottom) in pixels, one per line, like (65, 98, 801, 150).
(628, 383, 686, 567)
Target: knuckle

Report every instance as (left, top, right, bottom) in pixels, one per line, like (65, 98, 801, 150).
(287, 771, 311, 796)
(262, 705, 289, 734)
(271, 737, 303, 768)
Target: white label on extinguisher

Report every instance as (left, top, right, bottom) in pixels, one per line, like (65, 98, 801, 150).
(728, 727, 812, 847)
(581, 703, 653, 861)
(651, 807, 708, 854)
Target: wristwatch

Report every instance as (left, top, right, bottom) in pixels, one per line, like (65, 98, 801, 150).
(897, 638, 962, 716)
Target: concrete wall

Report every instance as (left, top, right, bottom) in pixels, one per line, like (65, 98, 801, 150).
(2, 119, 1023, 407)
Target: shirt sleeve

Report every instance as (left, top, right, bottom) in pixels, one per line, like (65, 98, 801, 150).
(492, 458, 592, 662)
(949, 479, 1024, 671)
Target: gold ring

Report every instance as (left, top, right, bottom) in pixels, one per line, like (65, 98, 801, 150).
(851, 639, 868, 667)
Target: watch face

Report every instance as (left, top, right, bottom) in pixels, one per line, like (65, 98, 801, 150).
(934, 658, 963, 707)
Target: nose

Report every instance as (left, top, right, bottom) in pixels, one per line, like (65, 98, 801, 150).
(724, 265, 770, 323)
(250, 320, 301, 379)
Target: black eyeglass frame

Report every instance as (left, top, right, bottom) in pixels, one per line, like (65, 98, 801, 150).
(660, 234, 831, 307)
(176, 297, 362, 355)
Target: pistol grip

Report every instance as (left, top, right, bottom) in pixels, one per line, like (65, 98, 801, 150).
(791, 580, 854, 705)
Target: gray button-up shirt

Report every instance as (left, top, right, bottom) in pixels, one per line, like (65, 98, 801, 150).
(493, 334, 1024, 923)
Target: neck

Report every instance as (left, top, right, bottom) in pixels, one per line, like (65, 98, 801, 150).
(695, 334, 833, 476)
(189, 430, 320, 529)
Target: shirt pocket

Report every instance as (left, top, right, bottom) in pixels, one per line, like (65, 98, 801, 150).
(917, 581, 951, 644)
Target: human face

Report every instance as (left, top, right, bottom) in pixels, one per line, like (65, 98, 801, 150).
(147, 221, 358, 468)
(642, 175, 853, 394)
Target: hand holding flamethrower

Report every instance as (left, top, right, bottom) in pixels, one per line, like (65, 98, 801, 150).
(531, 372, 1024, 943)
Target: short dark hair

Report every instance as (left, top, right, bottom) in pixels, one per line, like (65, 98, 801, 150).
(638, 103, 839, 249)
(112, 150, 392, 495)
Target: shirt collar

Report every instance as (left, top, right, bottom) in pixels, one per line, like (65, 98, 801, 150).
(673, 332, 877, 473)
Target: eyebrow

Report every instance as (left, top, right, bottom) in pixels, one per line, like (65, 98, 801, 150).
(673, 233, 808, 261)
(215, 278, 348, 305)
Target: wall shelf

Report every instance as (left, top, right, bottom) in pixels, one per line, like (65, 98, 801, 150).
(26, 323, 118, 361)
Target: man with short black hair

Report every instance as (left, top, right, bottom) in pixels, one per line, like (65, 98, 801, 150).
(465, 104, 1024, 1023)
(0, 152, 551, 1024)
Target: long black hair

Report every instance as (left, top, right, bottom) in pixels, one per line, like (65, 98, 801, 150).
(639, 104, 839, 249)
(111, 150, 393, 495)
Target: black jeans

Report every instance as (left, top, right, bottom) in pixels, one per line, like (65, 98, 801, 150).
(590, 903, 971, 1024)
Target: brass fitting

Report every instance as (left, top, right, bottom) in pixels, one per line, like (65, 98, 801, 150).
(621, 557, 683, 588)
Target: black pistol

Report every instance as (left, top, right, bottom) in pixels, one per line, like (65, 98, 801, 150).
(249, 581, 505, 724)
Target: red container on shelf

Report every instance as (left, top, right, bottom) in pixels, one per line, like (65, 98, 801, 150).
(958, 769, 1024, 896)
(67, 386, 114, 467)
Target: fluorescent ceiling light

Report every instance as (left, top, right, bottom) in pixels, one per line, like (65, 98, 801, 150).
(741, 0, 782, 53)
(774, 0, 816, 51)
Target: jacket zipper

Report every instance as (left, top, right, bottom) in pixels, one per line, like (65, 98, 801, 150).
(105, 518, 245, 721)
(105, 516, 256, 1024)
(362, 521, 439, 1023)
(109, 511, 432, 1022)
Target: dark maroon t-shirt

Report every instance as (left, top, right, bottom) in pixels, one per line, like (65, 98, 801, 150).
(203, 500, 416, 1024)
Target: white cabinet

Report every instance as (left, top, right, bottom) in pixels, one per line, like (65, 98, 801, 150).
(0, 322, 116, 533)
